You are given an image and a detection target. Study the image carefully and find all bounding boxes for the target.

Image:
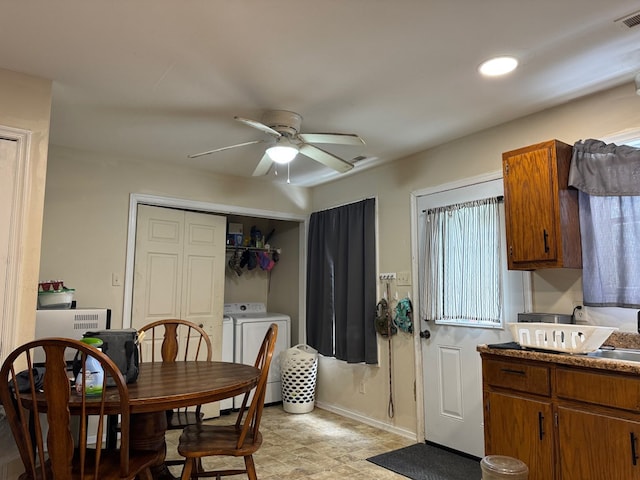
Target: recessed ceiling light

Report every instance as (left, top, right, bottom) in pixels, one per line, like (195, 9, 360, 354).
(478, 56, 518, 77)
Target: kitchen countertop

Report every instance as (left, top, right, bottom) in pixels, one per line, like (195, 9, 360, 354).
(477, 331, 640, 375)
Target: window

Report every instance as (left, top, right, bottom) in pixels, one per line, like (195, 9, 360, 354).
(416, 177, 527, 328)
(570, 139, 640, 308)
(305, 199, 378, 364)
(422, 196, 502, 326)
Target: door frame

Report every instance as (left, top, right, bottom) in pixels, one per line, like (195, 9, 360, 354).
(0, 126, 32, 364)
(409, 170, 533, 443)
(122, 193, 308, 341)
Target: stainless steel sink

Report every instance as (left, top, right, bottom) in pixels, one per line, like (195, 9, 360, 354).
(587, 348, 640, 362)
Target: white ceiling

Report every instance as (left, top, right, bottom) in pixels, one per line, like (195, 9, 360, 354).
(2, 1, 640, 186)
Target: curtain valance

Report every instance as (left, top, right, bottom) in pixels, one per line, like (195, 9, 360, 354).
(569, 139, 640, 195)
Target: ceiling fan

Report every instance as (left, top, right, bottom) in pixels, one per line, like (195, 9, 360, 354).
(188, 110, 365, 177)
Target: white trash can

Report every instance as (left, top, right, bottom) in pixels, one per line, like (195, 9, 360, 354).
(281, 344, 318, 414)
(480, 455, 529, 480)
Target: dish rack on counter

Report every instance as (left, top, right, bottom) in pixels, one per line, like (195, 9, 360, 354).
(508, 322, 617, 354)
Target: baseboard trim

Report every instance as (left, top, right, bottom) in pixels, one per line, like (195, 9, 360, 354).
(315, 401, 416, 441)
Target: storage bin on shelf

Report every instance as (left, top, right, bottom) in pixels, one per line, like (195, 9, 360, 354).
(37, 288, 75, 309)
(281, 344, 318, 414)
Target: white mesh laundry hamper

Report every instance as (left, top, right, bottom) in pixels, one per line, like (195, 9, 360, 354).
(281, 344, 318, 414)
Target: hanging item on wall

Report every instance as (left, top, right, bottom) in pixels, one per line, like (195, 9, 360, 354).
(239, 249, 251, 269)
(394, 297, 413, 334)
(375, 298, 396, 337)
(258, 251, 275, 271)
(374, 280, 396, 418)
(228, 249, 243, 276)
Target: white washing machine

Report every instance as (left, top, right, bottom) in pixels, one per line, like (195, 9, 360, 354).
(223, 303, 290, 408)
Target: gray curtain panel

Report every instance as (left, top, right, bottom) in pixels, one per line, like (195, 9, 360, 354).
(306, 198, 377, 364)
(569, 139, 640, 195)
(570, 139, 640, 307)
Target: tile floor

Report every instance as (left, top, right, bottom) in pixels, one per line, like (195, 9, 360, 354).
(165, 405, 414, 479)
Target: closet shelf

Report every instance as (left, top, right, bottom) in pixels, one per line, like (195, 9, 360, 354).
(225, 246, 281, 255)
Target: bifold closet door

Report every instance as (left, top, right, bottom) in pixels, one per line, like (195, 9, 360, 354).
(132, 204, 226, 417)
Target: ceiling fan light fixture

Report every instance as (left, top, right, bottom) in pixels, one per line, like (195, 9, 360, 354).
(266, 145, 298, 164)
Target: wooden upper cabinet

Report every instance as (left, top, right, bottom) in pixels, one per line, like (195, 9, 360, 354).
(502, 139, 582, 270)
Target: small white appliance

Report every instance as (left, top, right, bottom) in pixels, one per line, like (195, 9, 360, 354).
(223, 303, 290, 408)
(34, 308, 111, 363)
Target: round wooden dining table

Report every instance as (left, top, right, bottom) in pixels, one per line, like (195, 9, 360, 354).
(130, 361, 260, 478)
(68, 361, 260, 479)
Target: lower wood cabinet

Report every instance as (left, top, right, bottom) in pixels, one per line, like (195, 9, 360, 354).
(485, 391, 554, 480)
(557, 406, 640, 479)
(481, 352, 640, 480)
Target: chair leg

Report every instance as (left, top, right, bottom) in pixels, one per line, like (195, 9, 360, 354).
(244, 455, 257, 480)
(181, 458, 194, 480)
(138, 467, 154, 480)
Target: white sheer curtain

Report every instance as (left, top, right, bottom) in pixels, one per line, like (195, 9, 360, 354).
(422, 197, 502, 325)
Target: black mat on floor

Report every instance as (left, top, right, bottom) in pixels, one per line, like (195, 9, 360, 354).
(367, 443, 481, 480)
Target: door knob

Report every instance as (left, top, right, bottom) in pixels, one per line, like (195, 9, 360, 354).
(420, 330, 431, 339)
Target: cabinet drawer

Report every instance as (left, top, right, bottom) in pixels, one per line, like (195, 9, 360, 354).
(557, 368, 640, 412)
(483, 358, 550, 396)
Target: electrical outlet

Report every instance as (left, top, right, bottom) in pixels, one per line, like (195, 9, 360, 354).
(359, 380, 366, 394)
(572, 302, 586, 322)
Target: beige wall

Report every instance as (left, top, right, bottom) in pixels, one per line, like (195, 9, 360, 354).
(0, 68, 52, 351)
(311, 82, 640, 437)
(40, 146, 311, 329)
(37, 80, 640, 439)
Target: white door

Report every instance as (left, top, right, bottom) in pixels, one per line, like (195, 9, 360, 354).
(417, 178, 529, 457)
(0, 136, 23, 477)
(0, 137, 18, 363)
(132, 204, 226, 417)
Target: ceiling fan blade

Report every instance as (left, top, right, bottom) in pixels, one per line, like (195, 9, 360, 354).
(298, 133, 365, 146)
(234, 116, 282, 138)
(188, 140, 265, 159)
(299, 144, 354, 173)
(252, 152, 273, 176)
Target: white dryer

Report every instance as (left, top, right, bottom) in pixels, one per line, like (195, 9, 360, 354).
(219, 315, 234, 412)
(223, 303, 290, 408)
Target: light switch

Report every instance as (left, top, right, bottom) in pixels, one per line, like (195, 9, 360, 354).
(111, 273, 121, 286)
(397, 271, 411, 286)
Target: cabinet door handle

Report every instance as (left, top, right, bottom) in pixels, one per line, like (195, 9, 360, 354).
(543, 229, 550, 253)
(631, 432, 638, 466)
(538, 411, 545, 440)
(500, 368, 526, 376)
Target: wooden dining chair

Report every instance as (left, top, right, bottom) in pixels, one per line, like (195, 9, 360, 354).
(177, 323, 278, 480)
(138, 319, 213, 429)
(138, 318, 213, 468)
(0, 337, 158, 480)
